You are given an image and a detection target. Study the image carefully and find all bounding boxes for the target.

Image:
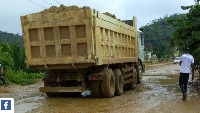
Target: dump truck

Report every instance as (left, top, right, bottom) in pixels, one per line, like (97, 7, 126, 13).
(20, 5, 145, 98)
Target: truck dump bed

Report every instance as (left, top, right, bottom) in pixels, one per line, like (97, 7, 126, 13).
(20, 6, 138, 70)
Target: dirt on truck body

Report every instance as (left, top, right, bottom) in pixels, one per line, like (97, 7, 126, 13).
(20, 5, 144, 98)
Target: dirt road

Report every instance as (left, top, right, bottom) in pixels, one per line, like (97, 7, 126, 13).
(1, 63, 200, 113)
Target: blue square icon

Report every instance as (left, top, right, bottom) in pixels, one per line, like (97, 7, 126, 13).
(1, 100, 11, 110)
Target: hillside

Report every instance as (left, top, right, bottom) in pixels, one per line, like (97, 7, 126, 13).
(140, 13, 186, 58)
(0, 31, 23, 44)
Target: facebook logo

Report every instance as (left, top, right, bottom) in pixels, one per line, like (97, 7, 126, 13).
(0, 98, 14, 113)
(1, 100, 11, 110)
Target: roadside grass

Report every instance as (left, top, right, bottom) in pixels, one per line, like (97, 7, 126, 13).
(1, 69, 44, 86)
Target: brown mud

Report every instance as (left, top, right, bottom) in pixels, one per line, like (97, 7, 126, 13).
(36, 5, 118, 20)
(0, 63, 200, 113)
(38, 5, 91, 14)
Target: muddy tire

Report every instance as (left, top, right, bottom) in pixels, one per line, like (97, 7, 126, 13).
(127, 69, 137, 89)
(101, 69, 115, 98)
(44, 71, 55, 97)
(44, 81, 55, 97)
(91, 81, 102, 97)
(113, 69, 123, 96)
(46, 92, 55, 97)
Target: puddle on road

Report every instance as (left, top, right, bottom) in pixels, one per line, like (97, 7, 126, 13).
(1, 72, 199, 113)
(159, 75, 179, 85)
(25, 75, 187, 113)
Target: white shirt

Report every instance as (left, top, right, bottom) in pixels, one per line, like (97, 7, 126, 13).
(180, 53, 194, 73)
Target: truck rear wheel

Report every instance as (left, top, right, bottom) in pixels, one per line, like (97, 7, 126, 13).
(46, 92, 56, 97)
(113, 69, 123, 96)
(91, 81, 102, 97)
(44, 81, 56, 97)
(101, 69, 115, 98)
(44, 71, 56, 97)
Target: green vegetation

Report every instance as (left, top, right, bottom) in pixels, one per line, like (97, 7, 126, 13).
(0, 31, 23, 44)
(0, 31, 43, 86)
(169, 1, 200, 67)
(140, 14, 186, 59)
(140, 1, 200, 67)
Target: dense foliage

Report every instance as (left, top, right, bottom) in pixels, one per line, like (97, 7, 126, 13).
(140, 14, 186, 58)
(0, 31, 43, 85)
(0, 31, 23, 44)
(169, 2, 200, 66)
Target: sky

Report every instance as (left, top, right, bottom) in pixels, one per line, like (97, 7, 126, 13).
(0, 0, 195, 35)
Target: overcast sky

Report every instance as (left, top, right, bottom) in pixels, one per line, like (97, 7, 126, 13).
(0, 0, 195, 35)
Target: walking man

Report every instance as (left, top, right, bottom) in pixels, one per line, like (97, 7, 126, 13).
(179, 47, 195, 100)
(0, 64, 6, 87)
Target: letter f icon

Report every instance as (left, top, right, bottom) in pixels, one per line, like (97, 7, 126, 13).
(4, 101, 8, 109)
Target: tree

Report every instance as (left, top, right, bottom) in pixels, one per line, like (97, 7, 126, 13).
(170, 2, 200, 66)
(0, 42, 14, 72)
(11, 43, 26, 70)
(153, 41, 172, 58)
(140, 14, 182, 58)
(0, 33, 43, 85)
(0, 31, 23, 44)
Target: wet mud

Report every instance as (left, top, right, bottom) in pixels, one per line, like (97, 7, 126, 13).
(37, 5, 91, 14)
(0, 63, 200, 113)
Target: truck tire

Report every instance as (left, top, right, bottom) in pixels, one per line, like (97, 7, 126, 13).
(44, 81, 55, 97)
(113, 69, 123, 96)
(46, 92, 55, 97)
(91, 81, 102, 97)
(127, 69, 137, 89)
(101, 69, 115, 98)
(44, 71, 55, 97)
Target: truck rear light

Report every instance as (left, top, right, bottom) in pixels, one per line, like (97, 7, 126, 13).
(92, 76, 97, 80)
(89, 75, 103, 80)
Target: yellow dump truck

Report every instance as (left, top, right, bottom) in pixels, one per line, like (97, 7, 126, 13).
(20, 5, 145, 97)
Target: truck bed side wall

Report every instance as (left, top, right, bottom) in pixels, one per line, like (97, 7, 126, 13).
(94, 12, 138, 65)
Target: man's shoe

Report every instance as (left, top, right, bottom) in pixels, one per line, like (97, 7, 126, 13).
(182, 93, 187, 100)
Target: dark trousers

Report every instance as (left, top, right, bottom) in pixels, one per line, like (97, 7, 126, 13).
(0, 78, 6, 85)
(179, 73, 189, 94)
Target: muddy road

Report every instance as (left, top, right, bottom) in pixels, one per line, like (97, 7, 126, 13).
(1, 63, 200, 113)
